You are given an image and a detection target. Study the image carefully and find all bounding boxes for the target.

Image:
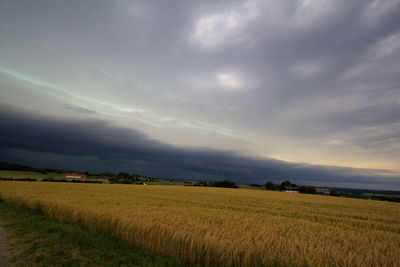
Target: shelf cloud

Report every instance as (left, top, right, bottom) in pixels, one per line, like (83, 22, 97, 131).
(1, 106, 399, 189)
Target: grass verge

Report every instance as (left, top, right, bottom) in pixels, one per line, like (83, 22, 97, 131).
(0, 201, 185, 267)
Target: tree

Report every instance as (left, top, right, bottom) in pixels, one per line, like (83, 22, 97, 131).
(199, 181, 208, 187)
(265, 181, 276, 190)
(210, 180, 238, 188)
(330, 190, 339, 196)
(279, 180, 292, 191)
(117, 172, 131, 180)
(299, 186, 317, 194)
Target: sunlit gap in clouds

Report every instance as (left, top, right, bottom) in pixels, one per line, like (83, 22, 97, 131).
(217, 73, 243, 90)
(190, 1, 258, 49)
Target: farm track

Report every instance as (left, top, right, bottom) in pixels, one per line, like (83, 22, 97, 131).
(0, 223, 9, 267)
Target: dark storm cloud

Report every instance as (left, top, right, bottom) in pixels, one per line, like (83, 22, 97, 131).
(1, 106, 398, 187)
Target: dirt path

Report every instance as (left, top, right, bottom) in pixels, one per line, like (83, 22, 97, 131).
(0, 223, 9, 267)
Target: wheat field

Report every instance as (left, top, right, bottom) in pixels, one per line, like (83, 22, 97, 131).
(0, 181, 399, 266)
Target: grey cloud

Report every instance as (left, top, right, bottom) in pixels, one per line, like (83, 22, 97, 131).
(63, 104, 95, 114)
(1, 0, 400, 187)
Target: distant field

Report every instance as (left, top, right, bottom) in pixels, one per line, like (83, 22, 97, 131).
(0, 170, 63, 179)
(0, 170, 102, 183)
(0, 182, 399, 266)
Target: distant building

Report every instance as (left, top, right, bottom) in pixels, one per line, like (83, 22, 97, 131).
(283, 186, 299, 193)
(62, 173, 87, 179)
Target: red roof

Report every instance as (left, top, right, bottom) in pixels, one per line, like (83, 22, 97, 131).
(62, 173, 87, 177)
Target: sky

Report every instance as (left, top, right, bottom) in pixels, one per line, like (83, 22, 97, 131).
(1, 0, 400, 190)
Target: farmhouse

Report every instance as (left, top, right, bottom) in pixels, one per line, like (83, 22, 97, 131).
(283, 186, 299, 193)
(62, 173, 87, 179)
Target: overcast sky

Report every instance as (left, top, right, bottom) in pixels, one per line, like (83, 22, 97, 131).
(1, 0, 400, 189)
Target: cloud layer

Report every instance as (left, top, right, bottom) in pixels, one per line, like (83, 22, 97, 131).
(1, 0, 400, 189)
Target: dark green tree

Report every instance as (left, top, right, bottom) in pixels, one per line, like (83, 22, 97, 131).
(265, 181, 276, 190)
(330, 190, 339, 196)
(299, 186, 317, 194)
(210, 180, 238, 188)
(279, 180, 292, 191)
(117, 172, 131, 179)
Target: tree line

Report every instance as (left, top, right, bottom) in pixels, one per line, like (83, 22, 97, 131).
(105, 172, 156, 184)
(192, 180, 238, 188)
(265, 180, 317, 194)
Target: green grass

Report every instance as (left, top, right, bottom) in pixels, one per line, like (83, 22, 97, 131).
(238, 185, 265, 190)
(0, 201, 185, 267)
(147, 180, 185, 186)
(0, 170, 63, 180)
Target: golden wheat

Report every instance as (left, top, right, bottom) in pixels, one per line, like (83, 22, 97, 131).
(0, 181, 399, 266)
